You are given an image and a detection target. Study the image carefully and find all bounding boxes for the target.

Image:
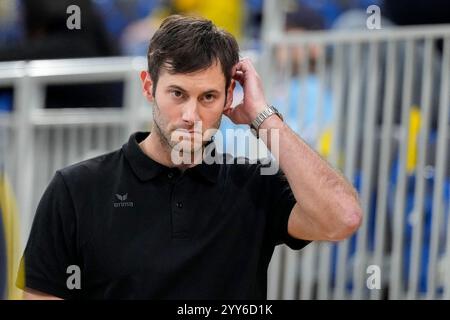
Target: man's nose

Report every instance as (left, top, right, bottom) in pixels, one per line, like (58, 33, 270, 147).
(181, 99, 200, 124)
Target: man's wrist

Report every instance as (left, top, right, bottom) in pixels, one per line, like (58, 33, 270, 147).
(258, 113, 284, 130)
(250, 105, 284, 131)
(249, 105, 284, 139)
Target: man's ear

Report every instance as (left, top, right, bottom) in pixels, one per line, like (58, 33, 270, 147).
(224, 79, 236, 112)
(140, 71, 154, 102)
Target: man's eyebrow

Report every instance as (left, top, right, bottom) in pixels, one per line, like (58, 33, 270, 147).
(167, 85, 221, 95)
(167, 85, 187, 93)
(202, 89, 221, 95)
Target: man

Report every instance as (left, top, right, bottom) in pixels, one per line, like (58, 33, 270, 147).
(17, 15, 362, 300)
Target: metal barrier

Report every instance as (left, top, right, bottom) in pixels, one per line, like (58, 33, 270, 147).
(261, 0, 450, 300)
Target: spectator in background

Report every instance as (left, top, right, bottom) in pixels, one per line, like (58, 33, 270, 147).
(120, 0, 244, 56)
(171, 0, 243, 40)
(93, 0, 157, 38)
(242, 0, 264, 50)
(0, 0, 118, 60)
(218, 3, 335, 158)
(272, 4, 334, 148)
(119, 1, 172, 57)
(93, 0, 158, 55)
(0, 0, 122, 109)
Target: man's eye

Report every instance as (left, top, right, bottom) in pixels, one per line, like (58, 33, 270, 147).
(171, 90, 183, 98)
(203, 94, 215, 102)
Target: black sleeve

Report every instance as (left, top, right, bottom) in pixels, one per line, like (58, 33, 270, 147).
(265, 165, 312, 250)
(16, 171, 78, 299)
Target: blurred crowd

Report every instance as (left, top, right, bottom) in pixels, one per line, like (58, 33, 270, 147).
(0, 0, 381, 60)
(0, 0, 449, 60)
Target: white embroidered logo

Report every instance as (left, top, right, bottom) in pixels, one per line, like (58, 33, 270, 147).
(116, 193, 127, 201)
(114, 193, 134, 208)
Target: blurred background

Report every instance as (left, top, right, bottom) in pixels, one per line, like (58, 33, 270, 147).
(0, 0, 449, 300)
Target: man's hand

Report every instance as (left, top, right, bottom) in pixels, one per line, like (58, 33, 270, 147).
(223, 58, 268, 125)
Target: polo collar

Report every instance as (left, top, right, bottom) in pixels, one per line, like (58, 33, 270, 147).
(122, 132, 220, 184)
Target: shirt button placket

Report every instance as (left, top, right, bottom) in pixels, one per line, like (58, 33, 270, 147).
(170, 173, 187, 238)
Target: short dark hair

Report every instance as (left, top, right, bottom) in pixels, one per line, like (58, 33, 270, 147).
(147, 15, 240, 95)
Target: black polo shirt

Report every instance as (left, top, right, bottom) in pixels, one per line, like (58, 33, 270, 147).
(17, 131, 310, 299)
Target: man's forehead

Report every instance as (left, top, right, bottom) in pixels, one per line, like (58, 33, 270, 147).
(158, 63, 227, 91)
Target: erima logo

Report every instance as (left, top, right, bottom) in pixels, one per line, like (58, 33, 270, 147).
(113, 193, 134, 208)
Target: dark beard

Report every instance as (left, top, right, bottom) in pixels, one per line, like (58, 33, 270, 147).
(151, 101, 174, 151)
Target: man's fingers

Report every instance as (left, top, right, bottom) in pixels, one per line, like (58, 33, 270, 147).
(232, 70, 245, 84)
(233, 58, 255, 75)
(232, 58, 259, 88)
(236, 58, 256, 73)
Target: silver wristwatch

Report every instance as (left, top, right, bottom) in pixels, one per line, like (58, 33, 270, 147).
(250, 105, 284, 131)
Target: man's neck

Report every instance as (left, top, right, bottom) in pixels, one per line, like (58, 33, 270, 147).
(139, 131, 203, 171)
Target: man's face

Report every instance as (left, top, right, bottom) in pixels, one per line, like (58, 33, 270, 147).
(141, 61, 235, 153)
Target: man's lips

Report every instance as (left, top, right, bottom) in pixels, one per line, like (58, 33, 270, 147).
(172, 129, 203, 143)
(175, 129, 202, 134)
